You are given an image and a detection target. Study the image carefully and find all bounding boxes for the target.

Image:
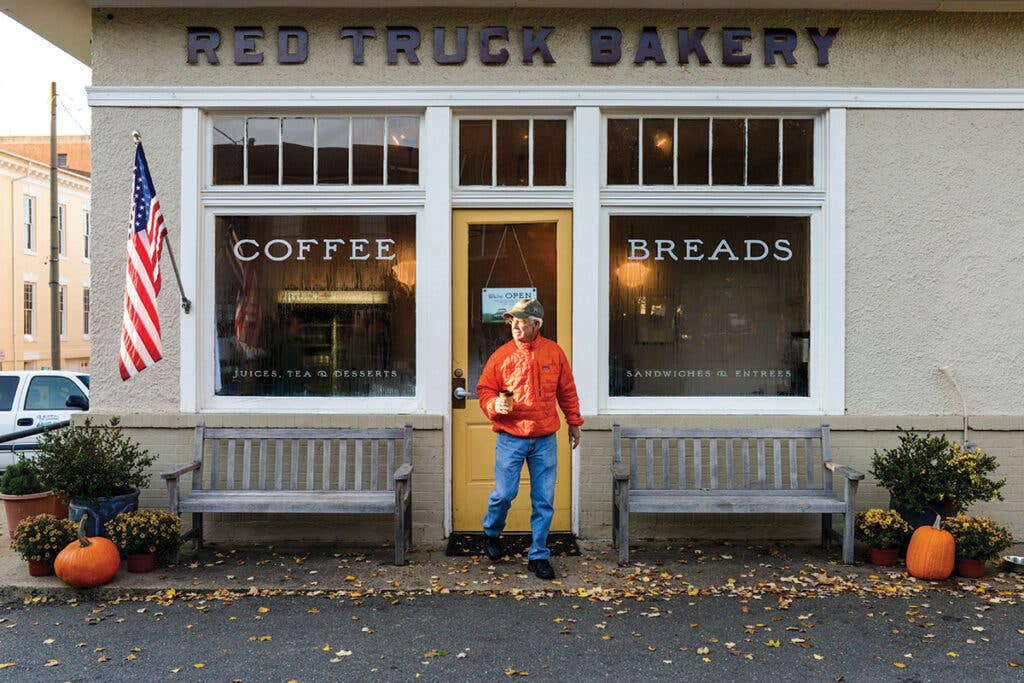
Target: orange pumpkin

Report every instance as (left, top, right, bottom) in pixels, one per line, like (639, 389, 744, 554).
(905, 514, 955, 580)
(54, 514, 121, 588)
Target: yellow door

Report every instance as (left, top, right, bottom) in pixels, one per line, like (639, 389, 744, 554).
(452, 209, 573, 532)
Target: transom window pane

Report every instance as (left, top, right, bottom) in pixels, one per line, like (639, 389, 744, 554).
(457, 117, 568, 187)
(496, 119, 529, 186)
(211, 115, 420, 187)
(246, 117, 280, 185)
(610, 215, 810, 397)
(352, 117, 385, 185)
(282, 118, 314, 185)
(214, 215, 416, 397)
(607, 117, 814, 187)
(533, 120, 567, 186)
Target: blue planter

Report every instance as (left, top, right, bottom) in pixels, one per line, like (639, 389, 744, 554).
(69, 487, 140, 537)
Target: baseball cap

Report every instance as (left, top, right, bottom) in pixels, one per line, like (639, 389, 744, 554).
(502, 298, 544, 320)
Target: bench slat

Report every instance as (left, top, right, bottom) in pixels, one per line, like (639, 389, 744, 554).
(629, 440, 637, 487)
(618, 427, 824, 439)
(226, 439, 236, 490)
(179, 490, 395, 514)
(628, 492, 846, 514)
(210, 440, 220, 490)
(693, 440, 702, 489)
(645, 440, 654, 490)
(725, 439, 734, 489)
(306, 440, 315, 491)
(387, 440, 395, 492)
(323, 440, 331, 490)
(742, 440, 750, 490)
(371, 440, 380, 491)
(773, 438, 782, 490)
(203, 428, 408, 440)
(275, 440, 283, 490)
(242, 440, 252, 490)
(339, 440, 348, 491)
(805, 438, 814, 488)
(677, 439, 685, 489)
(789, 438, 798, 490)
(709, 439, 718, 490)
(661, 439, 669, 490)
(757, 439, 766, 490)
(258, 440, 267, 489)
(355, 441, 364, 491)
(289, 440, 299, 489)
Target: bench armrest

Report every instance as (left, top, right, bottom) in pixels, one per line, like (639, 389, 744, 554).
(612, 463, 631, 481)
(394, 463, 413, 481)
(161, 461, 200, 481)
(823, 461, 864, 481)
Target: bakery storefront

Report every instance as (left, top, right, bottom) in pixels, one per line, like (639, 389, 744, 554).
(69, 5, 1024, 544)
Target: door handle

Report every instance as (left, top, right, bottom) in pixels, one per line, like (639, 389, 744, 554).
(453, 387, 477, 400)
(16, 418, 33, 427)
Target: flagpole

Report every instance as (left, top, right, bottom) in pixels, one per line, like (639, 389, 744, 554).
(132, 131, 192, 314)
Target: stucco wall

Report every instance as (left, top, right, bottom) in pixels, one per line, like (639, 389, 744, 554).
(845, 109, 1024, 415)
(92, 9, 1024, 88)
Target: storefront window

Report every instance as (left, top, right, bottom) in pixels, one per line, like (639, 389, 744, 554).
(457, 118, 568, 187)
(214, 215, 416, 397)
(609, 215, 810, 398)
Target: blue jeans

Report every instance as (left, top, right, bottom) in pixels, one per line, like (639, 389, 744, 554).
(482, 432, 558, 560)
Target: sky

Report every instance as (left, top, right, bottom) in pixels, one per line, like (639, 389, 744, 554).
(0, 13, 92, 136)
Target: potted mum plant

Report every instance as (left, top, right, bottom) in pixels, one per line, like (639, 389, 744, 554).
(9, 513, 78, 576)
(34, 417, 155, 537)
(856, 509, 911, 566)
(107, 508, 182, 572)
(941, 515, 1013, 578)
(0, 459, 67, 540)
(869, 429, 1005, 529)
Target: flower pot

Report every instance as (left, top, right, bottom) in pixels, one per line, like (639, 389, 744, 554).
(69, 487, 140, 538)
(126, 552, 156, 573)
(27, 559, 54, 577)
(956, 557, 986, 578)
(891, 498, 956, 535)
(870, 547, 900, 567)
(1, 490, 66, 540)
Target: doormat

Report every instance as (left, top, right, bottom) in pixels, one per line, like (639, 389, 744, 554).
(445, 532, 580, 558)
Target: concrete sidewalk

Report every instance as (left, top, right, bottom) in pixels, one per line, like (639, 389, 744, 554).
(4, 508, 1023, 604)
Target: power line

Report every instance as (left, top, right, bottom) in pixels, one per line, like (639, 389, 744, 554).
(57, 95, 89, 136)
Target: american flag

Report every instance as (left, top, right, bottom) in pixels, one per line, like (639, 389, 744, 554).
(119, 143, 168, 380)
(227, 226, 263, 358)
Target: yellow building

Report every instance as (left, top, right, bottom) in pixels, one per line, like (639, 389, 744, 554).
(0, 144, 91, 371)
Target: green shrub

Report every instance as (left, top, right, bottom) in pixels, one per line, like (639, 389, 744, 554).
(869, 429, 1005, 515)
(35, 417, 155, 503)
(0, 459, 45, 496)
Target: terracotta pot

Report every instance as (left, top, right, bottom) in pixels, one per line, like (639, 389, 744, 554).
(27, 559, 54, 577)
(956, 557, 986, 578)
(870, 547, 900, 567)
(126, 552, 156, 573)
(1, 491, 65, 540)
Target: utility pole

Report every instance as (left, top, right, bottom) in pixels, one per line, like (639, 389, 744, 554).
(49, 81, 61, 370)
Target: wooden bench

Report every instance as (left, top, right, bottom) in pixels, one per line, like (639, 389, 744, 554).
(162, 424, 413, 565)
(612, 424, 863, 565)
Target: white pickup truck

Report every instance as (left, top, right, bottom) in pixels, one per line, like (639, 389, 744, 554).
(0, 371, 90, 471)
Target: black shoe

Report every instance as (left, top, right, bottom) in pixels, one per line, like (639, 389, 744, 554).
(527, 559, 555, 580)
(483, 535, 503, 561)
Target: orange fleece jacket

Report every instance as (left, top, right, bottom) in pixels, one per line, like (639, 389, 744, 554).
(476, 335, 584, 437)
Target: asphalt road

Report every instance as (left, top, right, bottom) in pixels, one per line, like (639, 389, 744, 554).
(1, 592, 1022, 681)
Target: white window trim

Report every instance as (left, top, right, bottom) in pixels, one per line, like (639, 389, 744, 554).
(23, 282, 36, 340)
(59, 285, 67, 340)
(57, 203, 68, 258)
(82, 209, 91, 262)
(198, 204, 429, 414)
(576, 108, 844, 416)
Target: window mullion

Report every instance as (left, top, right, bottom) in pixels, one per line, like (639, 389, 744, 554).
(491, 119, 497, 187)
(383, 117, 389, 185)
(348, 117, 354, 186)
(313, 117, 319, 186)
(528, 118, 534, 187)
(243, 119, 249, 186)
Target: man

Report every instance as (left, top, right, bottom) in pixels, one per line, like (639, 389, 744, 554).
(477, 298, 583, 580)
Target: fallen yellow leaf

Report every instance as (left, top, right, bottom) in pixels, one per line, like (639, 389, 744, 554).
(257, 607, 270, 614)
(893, 662, 907, 668)
(0, 664, 15, 670)
(194, 663, 206, 668)
(947, 652, 959, 658)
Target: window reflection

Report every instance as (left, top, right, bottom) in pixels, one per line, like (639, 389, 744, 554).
(212, 117, 244, 185)
(352, 118, 385, 184)
(214, 215, 416, 397)
(282, 118, 314, 185)
(246, 118, 280, 185)
(459, 120, 492, 185)
(387, 117, 420, 185)
(609, 215, 810, 397)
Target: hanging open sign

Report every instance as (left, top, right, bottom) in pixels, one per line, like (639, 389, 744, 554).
(482, 288, 537, 324)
